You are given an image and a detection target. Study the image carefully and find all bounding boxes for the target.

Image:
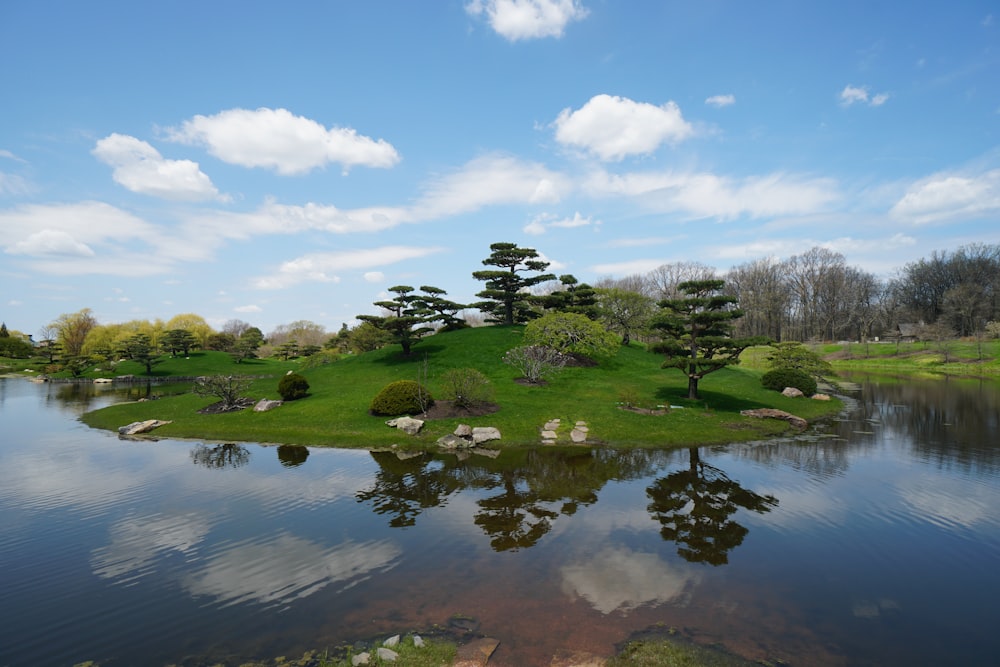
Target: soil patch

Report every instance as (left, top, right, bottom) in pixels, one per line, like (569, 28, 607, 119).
(421, 400, 501, 420)
(618, 406, 669, 416)
(198, 397, 255, 414)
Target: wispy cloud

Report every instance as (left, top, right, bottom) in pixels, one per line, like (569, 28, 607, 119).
(705, 94, 735, 108)
(252, 245, 446, 290)
(840, 84, 889, 107)
(523, 211, 598, 235)
(890, 168, 1000, 224)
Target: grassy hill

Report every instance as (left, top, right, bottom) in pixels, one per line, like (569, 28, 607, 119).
(81, 326, 842, 448)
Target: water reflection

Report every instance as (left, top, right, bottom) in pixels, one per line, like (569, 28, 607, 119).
(191, 443, 252, 469)
(277, 444, 310, 467)
(647, 448, 778, 565)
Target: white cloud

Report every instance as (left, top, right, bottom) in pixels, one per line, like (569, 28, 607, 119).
(363, 271, 385, 283)
(93, 133, 224, 201)
(253, 245, 446, 290)
(586, 168, 839, 220)
(7, 229, 95, 257)
(705, 94, 736, 108)
(554, 94, 693, 161)
(590, 258, 671, 276)
(465, 0, 589, 41)
(840, 84, 889, 107)
(234, 304, 262, 313)
(561, 546, 701, 614)
(890, 169, 1000, 223)
(165, 107, 400, 175)
(522, 211, 597, 235)
(0, 172, 33, 196)
(183, 533, 401, 606)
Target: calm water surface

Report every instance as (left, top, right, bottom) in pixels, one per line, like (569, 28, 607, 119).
(1, 375, 998, 666)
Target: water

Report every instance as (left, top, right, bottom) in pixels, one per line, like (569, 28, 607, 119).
(0, 374, 998, 666)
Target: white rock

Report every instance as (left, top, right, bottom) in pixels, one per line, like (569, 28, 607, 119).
(383, 635, 400, 648)
(413, 634, 425, 648)
(782, 386, 805, 398)
(471, 426, 501, 444)
(454, 423, 472, 437)
(386, 416, 424, 435)
(376, 647, 399, 661)
(351, 651, 370, 666)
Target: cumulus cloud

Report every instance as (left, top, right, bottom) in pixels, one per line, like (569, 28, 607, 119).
(553, 94, 693, 161)
(465, 0, 588, 40)
(93, 133, 225, 201)
(586, 168, 839, 220)
(890, 169, 1000, 223)
(705, 94, 735, 108)
(253, 245, 446, 290)
(840, 84, 889, 107)
(7, 229, 95, 257)
(165, 107, 400, 175)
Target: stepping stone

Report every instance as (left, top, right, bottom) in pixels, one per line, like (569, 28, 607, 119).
(570, 428, 587, 443)
(540, 430, 558, 440)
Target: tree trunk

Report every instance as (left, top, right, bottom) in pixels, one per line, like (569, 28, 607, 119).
(687, 374, 699, 400)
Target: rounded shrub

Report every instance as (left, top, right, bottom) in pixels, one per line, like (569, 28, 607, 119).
(761, 368, 817, 396)
(369, 380, 434, 416)
(277, 372, 310, 401)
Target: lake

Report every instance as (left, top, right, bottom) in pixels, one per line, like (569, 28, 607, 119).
(1, 374, 998, 666)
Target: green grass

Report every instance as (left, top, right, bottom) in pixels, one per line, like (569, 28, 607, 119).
(813, 339, 1000, 376)
(82, 326, 842, 448)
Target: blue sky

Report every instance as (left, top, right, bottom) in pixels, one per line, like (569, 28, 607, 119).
(2, 1, 999, 336)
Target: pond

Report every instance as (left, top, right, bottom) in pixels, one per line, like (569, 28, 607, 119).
(1, 374, 998, 666)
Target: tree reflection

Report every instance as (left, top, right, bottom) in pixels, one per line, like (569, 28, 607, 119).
(277, 445, 309, 468)
(647, 447, 777, 566)
(356, 451, 464, 528)
(190, 443, 251, 469)
(357, 447, 669, 551)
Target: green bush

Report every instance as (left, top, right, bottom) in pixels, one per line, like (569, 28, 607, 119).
(369, 379, 433, 416)
(761, 368, 817, 396)
(440, 368, 494, 409)
(277, 372, 310, 401)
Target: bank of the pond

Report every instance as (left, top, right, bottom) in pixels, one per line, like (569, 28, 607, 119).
(81, 327, 842, 448)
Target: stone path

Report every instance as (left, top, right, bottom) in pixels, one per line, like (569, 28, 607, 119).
(540, 418, 590, 444)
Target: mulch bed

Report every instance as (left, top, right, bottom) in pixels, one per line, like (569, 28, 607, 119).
(198, 398, 255, 414)
(420, 400, 501, 420)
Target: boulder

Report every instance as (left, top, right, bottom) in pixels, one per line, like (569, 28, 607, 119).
(740, 408, 807, 430)
(471, 426, 501, 444)
(118, 419, 172, 435)
(437, 434, 471, 449)
(386, 416, 424, 435)
(351, 652, 370, 666)
(570, 428, 588, 443)
(782, 386, 805, 398)
(454, 423, 473, 437)
(253, 399, 283, 412)
(376, 647, 398, 661)
(812, 393, 832, 400)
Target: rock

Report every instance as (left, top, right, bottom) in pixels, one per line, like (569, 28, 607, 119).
(454, 424, 473, 437)
(93, 378, 113, 384)
(782, 386, 805, 398)
(453, 637, 500, 667)
(471, 427, 501, 444)
(386, 416, 424, 435)
(812, 393, 832, 400)
(570, 428, 587, 443)
(351, 652, 370, 666)
(437, 434, 471, 449)
(376, 647, 398, 661)
(550, 650, 607, 667)
(413, 634, 425, 648)
(540, 430, 558, 440)
(253, 399, 283, 412)
(740, 408, 807, 430)
(544, 420, 561, 430)
(118, 419, 172, 435)
(383, 635, 400, 648)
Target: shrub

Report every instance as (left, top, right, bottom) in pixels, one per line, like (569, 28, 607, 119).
(277, 372, 310, 401)
(524, 312, 619, 360)
(502, 345, 566, 383)
(761, 368, 817, 396)
(369, 380, 434, 416)
(440, 368, 494, 409)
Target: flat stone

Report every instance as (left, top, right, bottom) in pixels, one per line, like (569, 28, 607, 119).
(454, 423, 473, 437)
(540, 430, 558, 439)
(575, 421, 587, 427)
(740, 408, 807, 430)
(437, 434, 471, 449)
(471, 426, 501, 444)
(118, 419, 172, 435)
(454, 637, 500, 667)
(570, 428, 587, 443)
(544, 420, 561, 430)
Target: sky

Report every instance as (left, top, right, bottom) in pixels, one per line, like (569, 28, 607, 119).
(2, 0, 999, 337)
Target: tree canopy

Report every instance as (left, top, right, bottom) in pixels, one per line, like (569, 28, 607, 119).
(472, 242, 555, 325)
(653, 279, 766, 400)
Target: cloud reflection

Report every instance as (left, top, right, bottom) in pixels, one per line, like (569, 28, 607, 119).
(91, 512, 211, 582)
(182, 533, 401, 607)
(560, 546, 701, 614)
